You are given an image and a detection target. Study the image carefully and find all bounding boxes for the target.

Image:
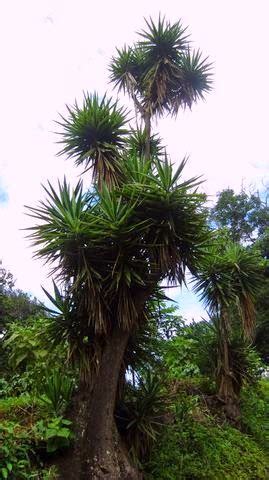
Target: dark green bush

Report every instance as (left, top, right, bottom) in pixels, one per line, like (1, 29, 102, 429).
(34, 417, 73, 453)
(241, 379, 269, 451)
(40, 370, 74, 416)
(145, 395, 268, 480)
(0, 421, 32, 479)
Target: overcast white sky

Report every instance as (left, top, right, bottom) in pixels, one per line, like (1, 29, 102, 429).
(0, 1, 268, 320)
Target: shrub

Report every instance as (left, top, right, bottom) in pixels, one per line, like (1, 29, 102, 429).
(0, 421, 32, 479)
(34, 417, 73, 453)
(240, 379, 269, 451)
(145, 395, 268, 480)
(40, 370, 74, 416)
(164, 337, 200, 380)
(116, 371, 167, 464)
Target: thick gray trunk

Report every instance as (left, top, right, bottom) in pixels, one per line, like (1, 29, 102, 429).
(58, 328, 140, 479)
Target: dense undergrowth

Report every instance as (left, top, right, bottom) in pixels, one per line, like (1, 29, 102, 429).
(0, 377, 268, 479)
(145, 382, 269, 480)
(0, 386, 73, 479)
(0, 297, 268, 479)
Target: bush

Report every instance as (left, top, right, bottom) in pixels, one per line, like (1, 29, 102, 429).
(240, 379, 269, 451)
(164, 337, 200, 380)
(0, 421, 32, 479)
(145, 395, 268, 480)
(34, 417, 73, 453)
(40, 370, 74, 416)
(116, 371, 167, 464)
(0, 394, 72, 478)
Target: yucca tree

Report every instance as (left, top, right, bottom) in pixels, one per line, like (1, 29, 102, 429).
(110, 16, 212, 156)
(27, 157, 208, 478)
(27, 15, 211, 480)
(193, 241, 263, 407)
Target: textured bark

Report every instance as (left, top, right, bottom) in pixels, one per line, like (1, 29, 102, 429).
(218, 336, 236, 401)
(58, 327, 140, 480)
(81, 327, 133, 479)
(217, 329, 241, 422)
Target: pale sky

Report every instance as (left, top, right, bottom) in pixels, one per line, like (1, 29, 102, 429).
(0, 1, 268, 320)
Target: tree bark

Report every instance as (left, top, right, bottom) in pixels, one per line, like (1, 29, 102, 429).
(217, 332, 240, 422)
(58, 327, 140, 480)
(218, 336, 236, 401)
(81, 327, 134, 479)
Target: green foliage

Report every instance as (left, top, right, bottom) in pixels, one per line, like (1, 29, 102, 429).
(241, 380, 269, 450)
(34, 417, 73, 453)
(0, 393, 71, 476)
(0, 261, 43, 338)
(56, 93, 129, 187)
(168, 319, 264, 395)
(117, 371, 167, 463)
(40, 370, 74, 416)
(146, 395, 269, 479)
(37, 466, 59, 479)
(254, 276, 269, 363)
(126, 128, 163, 159)
(0, 378, 9, 398)
(193, 241, 263, 331)
(0, 421, 32, 479)
(26, 155, 208, 385)
(4, 322, 48, 370)
(164, 336, 200, 379)
(210, 188, 269, 243)
(124, 298, 183, 378)
(0, 416, 71, 479)
(2, 318, 69, 396)
(0, 394, 38, 420)
(209, 190, 269, 365)
(110, 16, 212, 116)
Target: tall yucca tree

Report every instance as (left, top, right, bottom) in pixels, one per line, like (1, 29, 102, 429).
(193, 241, 263, 405)
(27, 157, 208, 478)
(110, 16, 212, 156)
(27, 15, 211, 480)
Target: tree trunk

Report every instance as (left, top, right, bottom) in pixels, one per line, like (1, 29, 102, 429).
(217, 334, 240, 422)
(218, 335, 235, 400)
(81, 327, 135, 479)
(58, 327, 140, 480)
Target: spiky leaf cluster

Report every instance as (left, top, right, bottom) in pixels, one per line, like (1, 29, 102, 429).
(56, 93, 129, 188)
(27, 157, 208, 338)
(110, 16, 212, 116)
(193, 242, 264, 338)
(127, 128, 163, 159)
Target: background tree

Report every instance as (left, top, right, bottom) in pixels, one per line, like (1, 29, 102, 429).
(193, 241, 263, 415)
(0, 262, 43, 379)
(210, 187, 269, 243)
(0, 261, 42, 333)
(209, 188, 269, 365)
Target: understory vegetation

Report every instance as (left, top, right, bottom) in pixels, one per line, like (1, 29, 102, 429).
(0, 260, 268, 478)
(1, 14, 269, 480)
